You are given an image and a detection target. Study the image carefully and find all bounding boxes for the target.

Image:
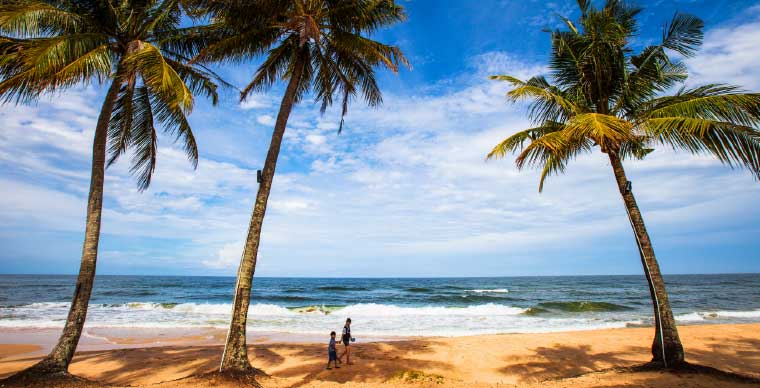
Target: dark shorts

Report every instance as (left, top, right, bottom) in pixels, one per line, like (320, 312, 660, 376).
(342, 339, 350, 346)
(328, 350, 337, 361)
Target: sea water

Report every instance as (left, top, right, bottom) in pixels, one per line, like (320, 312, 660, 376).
(0, 274, 758, 337)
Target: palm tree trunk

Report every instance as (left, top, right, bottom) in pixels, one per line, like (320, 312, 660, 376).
(220, 59, 306, 373)
(26, 77, 122, 374)
(608, 152, 684, 367)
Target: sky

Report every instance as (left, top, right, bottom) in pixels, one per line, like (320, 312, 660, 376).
(1, 0, 760, 277)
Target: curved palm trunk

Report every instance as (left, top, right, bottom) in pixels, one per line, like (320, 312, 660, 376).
(26, 78, 122, 374)
(608, 153, 684, 367)
(220, 60, 306, 373)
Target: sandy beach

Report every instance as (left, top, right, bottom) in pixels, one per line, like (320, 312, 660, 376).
(1, 323, 758, 387)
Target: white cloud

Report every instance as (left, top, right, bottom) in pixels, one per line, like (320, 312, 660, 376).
(203, 241, 244, 269)
(0, 178, 85, 232)
(256, 114, 275, 126)
(525, 0, 576, 28)
(239, 94, 271, 110)
(686, 13, 760, 90)
(269, 198, 312, 213)
(306, 134, 326, 145)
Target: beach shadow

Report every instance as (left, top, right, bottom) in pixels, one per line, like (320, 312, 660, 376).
(569, 370, 760, 388)
(66, 345, 224, 385)
(499, 343, 646, 383)
(0, 345, 277, 387)
(0, 339, 454, 387)
(262, 339, 454, 388)
(0, 354, 48, 380)
(496, 331, 760, 386)
(685, 336, 760, 378)
(3, 329, 757, 387)
(250, 346, 286, 366)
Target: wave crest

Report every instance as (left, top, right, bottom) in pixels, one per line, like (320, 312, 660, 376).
(466, 289, 509, 294)
(536, 301, 633, 312)
(676, 309, 760, 322)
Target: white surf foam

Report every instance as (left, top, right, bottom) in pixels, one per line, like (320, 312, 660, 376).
(466, 289, 509, 293)
(675, 309, 760, 322)
(2, 302, 759, 337)
(338, 303, 525, 317)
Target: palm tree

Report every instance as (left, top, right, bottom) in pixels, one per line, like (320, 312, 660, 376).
(0, 0, 219, 378)
(194, 0, 408, 374)
(487, 0, 760, 367)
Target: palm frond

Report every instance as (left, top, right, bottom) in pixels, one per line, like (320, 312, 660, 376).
(0, 1, 86, 36)
(107, 73, 137, 167)
(491, 75, 580, 121)
(619, 139, 654, 161)
(514, 131, 593, 191)
(125, 42, 193, 113)
(192, 24, 280, 64)
(538, 154, 566, 192)
(164, 55, 221, 105)
(661, 12, 703, 57)
(149, 78, 199, 169)
(646, 85, 760, 127)
(129, 85, 158, 190)
(644, 117, 760, 178)
(0, 34, 111, 102)
(329, 29, 408, 73)
(487, 122, 565, 160)
(293, 48, 314, 103)
(140, 0, 181, 38)
(563, 112, 635, 147)
(336, 0, 407, 33)
(160, 24, 226, 60)
(241, 37, 299, 99)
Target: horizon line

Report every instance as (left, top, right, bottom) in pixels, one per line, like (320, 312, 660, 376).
(0, 272, 757, 279)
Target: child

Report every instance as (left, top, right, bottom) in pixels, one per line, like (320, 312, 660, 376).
(326, 331, 340, 370)
(339, 317, 354, 364)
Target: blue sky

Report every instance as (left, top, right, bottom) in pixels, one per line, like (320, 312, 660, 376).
(1, 0, 760, 277)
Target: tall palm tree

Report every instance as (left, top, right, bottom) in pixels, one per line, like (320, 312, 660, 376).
(0, 0, 219, 377)
(195, 0, 408, 373)
(487, 0, 760, 367)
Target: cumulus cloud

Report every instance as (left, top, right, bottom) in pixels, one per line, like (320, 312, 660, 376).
(256, 114, 275, 126)
(239, 94, 271, 110)
(203, 241, 244, 269)
(685, 13, 760, 90)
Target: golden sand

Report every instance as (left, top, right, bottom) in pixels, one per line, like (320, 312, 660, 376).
(0, 323, 758, 387)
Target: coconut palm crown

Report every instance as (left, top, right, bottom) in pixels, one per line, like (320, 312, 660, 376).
(487, 0, 760, 367)
(195, 0, 408, 131)
(0, 0, 222, 187)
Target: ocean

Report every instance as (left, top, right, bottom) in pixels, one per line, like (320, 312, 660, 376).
(1, 274, 758, 337)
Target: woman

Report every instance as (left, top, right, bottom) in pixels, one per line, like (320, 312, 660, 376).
(339, 318, 354, 364)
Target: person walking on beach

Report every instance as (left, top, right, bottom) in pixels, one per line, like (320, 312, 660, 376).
(326, 331, 340, 370)
(339, 318, 354, 364)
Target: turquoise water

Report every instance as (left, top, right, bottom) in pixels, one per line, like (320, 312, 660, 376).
(0, 274, 758, 336)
